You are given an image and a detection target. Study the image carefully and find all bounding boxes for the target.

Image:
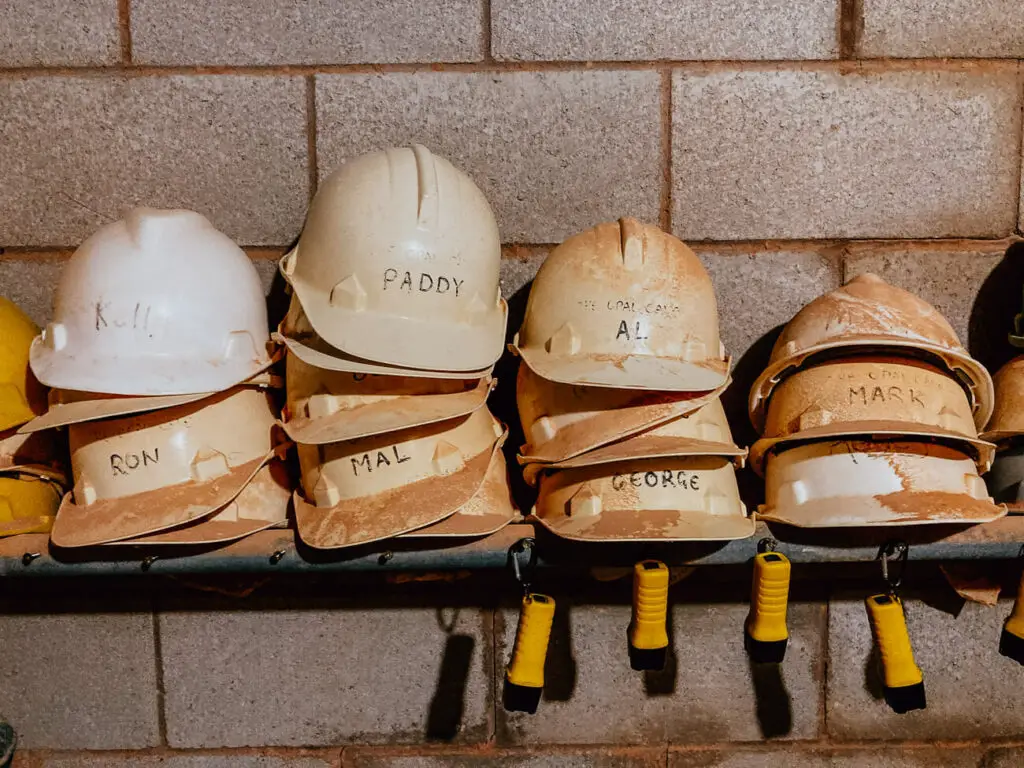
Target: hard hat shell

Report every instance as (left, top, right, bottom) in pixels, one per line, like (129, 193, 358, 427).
(0, 297, 47, 432)
(512, 218, 728, 392)
(0, 430, 68, 484)
(981, 356, 1024, 443)
(30, 208, 273, 396)
(516, 363, 731, 465)
(533, 456, 752, 542)
(748, 274, 993, 432)
(759, 439, 1004, 528)
(294, 407, 505, 550)
(0, 472, 63, 537)
(522, 397, 745, 486)
(986, 444, 1024, 507)
(750, 356, 993, 475)
(281, 145, 507, 373)
(275, 294, 497, 380)
(400, 449, 517, 539)
(106, 459, 291, 546)
(282, 351, 492, 445)
(50, 386, 278, 547)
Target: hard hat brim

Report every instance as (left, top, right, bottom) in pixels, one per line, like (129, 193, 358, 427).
(19, 391, 212, 433)
(399, 449, 518, 539)
(29, 339, 275, 398)
(282, 377, 494, 445)
(749, 338, 993, 432)
(750, 422, 996, 476)
(534, 507, 755, 542)
(49, 451, 274, 548)
(517, 347, 730, 392)
(104, 460, 291, 547)
(523, 437, 746, 486)
(274, 329, 495, 380)
(289, 273, 509, 373)
(758, 494, 1006, 528)
(294, 436, 503, 550)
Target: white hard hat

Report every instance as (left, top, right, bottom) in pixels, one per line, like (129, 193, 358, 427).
(106, 459, 291, 546)
(50, 386, 279, 547)
(749, 274, 993, 431)
(30, 208, 273, 396)
(533, 456, 752, 542)
(280, 145, 507, 373)
(294, 407, 505, 549)
(512, 218, 728, 391)
(282, 351, 493, 444)
(516, 363, 731, 465)
(522, 398, 745, 485)
(749, 356, 993, 475)
(760, 439, 1004, 527)
(275, 294, 495, 380)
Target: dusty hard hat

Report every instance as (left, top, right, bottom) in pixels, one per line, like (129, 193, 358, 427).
(0, 297, 47, 432)
(30, 208, 273, 396)
(749, 274, 993, 432)
(512, 218, 728, 391)
(49, 386, 279, 548)
(0, 472, 64, 538)
(981, 356, 1024, 443)
(986, 445, 1024, 507)
(275, 294, 495, 380)
(400, 448, 517, 538)
(280, 145, 507, 373)
(0, 430, 67, 484)
(106, 459, 291, 546)
(282, 351, 493, 445)
(533, 456, 752, 542)
(294, 407, 506, 550)
(750, 356, 994, 475)
(20, 368, 282, 435)
(523, 397, 746, 485)
(759, 439, 1005, 528)
(517, 363, 732, 465)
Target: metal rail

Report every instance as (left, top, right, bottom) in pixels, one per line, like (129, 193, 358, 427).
(3, 518, 1024, 577)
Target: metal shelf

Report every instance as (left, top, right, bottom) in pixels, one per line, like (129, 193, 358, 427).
(3, 517, 1024, 577)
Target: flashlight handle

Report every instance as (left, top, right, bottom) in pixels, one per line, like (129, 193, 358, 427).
(866, 594, 922, 690)
(747, 551, 791, 644)
(506, 593, 555, 689)
(629, 560, 670, 651)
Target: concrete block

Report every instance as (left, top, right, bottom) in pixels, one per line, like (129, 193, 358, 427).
(669, 746, 984, 766)
(131, 0, 482, 65)
(842, 242, 1007, 353)
(496, 596, 826, 745)
(0, 0, 119, 66)
(343, 748, 665, 767)
(860, 0, 1024, 58)
(0, 254, 67, 327)
(315, 72, 661, 244)
(493, 0, 839, 61)
(44, 757, 334, 768)
(695, 247, 842, 363)
(160, 604, 492, 747)
(500, 247, 549, 302)
(0, 594, 159, 749)
(827, 592, 1024, 739)
(672, 70, 1021, 240)
(0, 76, 308, 246)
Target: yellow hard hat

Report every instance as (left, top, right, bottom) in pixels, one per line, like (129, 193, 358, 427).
(760, 439, 1004, 528)
(750, 356, 993, 475)
(0, 471, 63, 537)
(512, 218, 728, 392)
(749, 274, 993, 432)
(0, 297, 47, 432)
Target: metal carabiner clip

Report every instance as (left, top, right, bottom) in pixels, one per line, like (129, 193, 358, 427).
(509, 537, 537, 596)
(879, 540, 909, 595)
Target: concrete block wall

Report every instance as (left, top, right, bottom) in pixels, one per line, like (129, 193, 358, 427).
(3, 1, 1024, 765)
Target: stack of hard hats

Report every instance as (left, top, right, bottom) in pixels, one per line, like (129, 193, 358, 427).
(749, 273, 1002, 527)
(20, 208, 291, 548)
(513, 218, 752, 542)
(0, 297, 67, 538)
(275, 145, 515, 550)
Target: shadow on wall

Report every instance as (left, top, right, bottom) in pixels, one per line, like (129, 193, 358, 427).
(970, 241, 1024, 375)
(427, 607, 476, 741)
